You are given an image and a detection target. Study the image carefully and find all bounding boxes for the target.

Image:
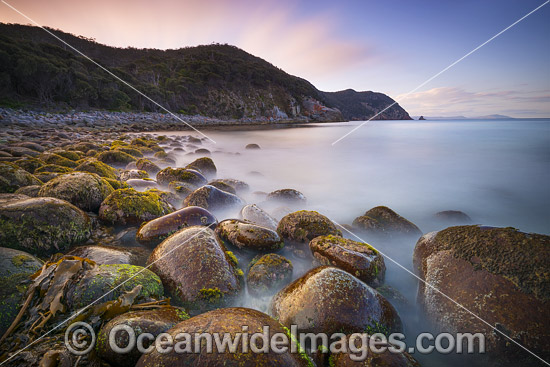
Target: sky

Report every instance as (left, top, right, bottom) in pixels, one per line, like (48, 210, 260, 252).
(1, 0, 549, 117)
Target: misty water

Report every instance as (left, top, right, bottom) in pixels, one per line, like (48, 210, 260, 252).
(150, 119, 549, 366)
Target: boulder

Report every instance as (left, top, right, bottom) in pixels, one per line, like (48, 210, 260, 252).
(135, 158, 161, 176)
(38, 172, 114, 212)
(99, 188, 174, 225)
(216, 219, 284, 251)
(245, 143, 261, 150)
(66, 245, 150, 266)
(277, 210, 341, 243)
(185, 157, 217, 179)
(14, 157, 45, 173)
(0, 161, 42, 193)
(247, 254, 293, 297)
(13, 185, 41, 197)
(209, 178, 249, 194)
(136, 206, 217, 247)
(147, 226, 243, 314)
(39, 152, 78, 168)
(352, 206, 421, 237)
(136, 308, 314, 367)
(75, 158, 118, 179)
(207, 180, 236, 194)
(434, 210, 472, 224)
(97, 150, 137, 167)
(120, 169, 149, 181)
(0, 197, 92, 256)
(156, 167, 207, 187)
(309, 235, 385, 286)
(183, 185, 245, 212)
(240, 204, 278, 230)
(126, 178, 159, 191)
(269, 266, 401, 336)
(413, 225, 550, 363)
(266, 188, 306, 205)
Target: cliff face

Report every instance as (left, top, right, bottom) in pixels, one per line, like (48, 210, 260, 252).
(323, 89, 412, 120)
(0, 23, 409, 122)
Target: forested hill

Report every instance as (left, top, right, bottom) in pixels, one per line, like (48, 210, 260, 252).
(0, 23, 411, 121)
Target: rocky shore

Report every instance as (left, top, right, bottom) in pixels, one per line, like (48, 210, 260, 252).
(0, 122, 548, 367)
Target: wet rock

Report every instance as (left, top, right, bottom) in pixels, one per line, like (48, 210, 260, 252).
(71, 141, 100, 153)
(126, 178, 159, 191)
(104, 178, 129, 190)
(11, 142, 45, 152)
(375, 285, 409, 308)
(34, 164, 73, 174)
(4, 146, 41, 157)
(168, 181, 195, 198)
(136, 206, 217, 247)
(209, 178, 250, 194)
(245, 143, 261, 149)
(207, 180, 236, 194)
(75, 158, 118, 179)
(114, 146, 144, 158)
(309, 235, 385, 286)
(247, 253, 293, 297)
(0, 247, 42, 335)
(184, 185, 245, 211)
(99, 188, 174, 225)
(267, 188, 307, 205)
(413, 225, 550, 362)
(216, 219, 284, 251)
(156, 167, 207, 187)
(97, 150, 137, 167)
(136, 158, 161, 176)
(67, 264, 164, 310)
(38, 172, 114, 212)
(269, 266, 401, 336)
(277, 210, 342, 243)
(34, 171, 60, 183)
(136, 307, 314, 367)
(0, 161, 42, 193)
(0, 193, 30, 204)
(14, 157, 45, 173)
(0, 197, 92, 256)
(66, 245, 150, 266)
(146, 188, 181, 209)
(434, 210, 472, 224)
(97, 307, 189, 367)
(120, 169, 149, 181)
(40, 152, 78, 168)
(352, 206, 421, 237)
(147, 226, 243, 314)
(240, 203, 278, 230)
(194, 148, 210, 155)
(185, 157, 217, 179)
(49, 149, 82, 161)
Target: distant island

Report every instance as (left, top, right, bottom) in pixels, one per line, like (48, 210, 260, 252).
(0, 23, 411, 123)
(413, 114, 515, 120)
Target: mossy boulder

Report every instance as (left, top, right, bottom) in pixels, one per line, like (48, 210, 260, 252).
(0, 193, 30, 204)
(240, 203, 278, 230)
(97, 150, 137, 167)
(66, 264, 164, 310)
(216, 219, 284, 251)
(14, 157, 45, 173)
(185, 157, 217, 179)
(67, 245, 150, 266)
(136, 308, 314, 367)
(209, 178, 249, 194)
(99, 188, 174, 225)
(126, 178, 160, 191)
(75, 158, 118, 179)
(352, 206, 421, 237)
(0, 197, 92, 256)
(97, 307, 189, 367)
(39, 152, 78, 168)
(13, 185, 41, 197)
(156, 167, 207, 187)
(0, 247, 43, 335)
(34, 164, 73, 174)
(4, 146, 41, 157)
(71, 142, 100, 153)
(168, 181, 195, 198)
(267, 188, 307, 205)
(135, 158, 161, 176)
(120, 169, 149, 181)
(49, 149, 82, 161)
(114, 146, 144, 158)
(147, 226, 243, 315)
(183, 185, 245, 212)
(309, 235, 385, 287)
(207, 180, 236, 194)
(247, 253, 293, 297)
(136, 206, 217, 247)
(33, 171, 60, 183)
(413, 225, 550, 363)
(38, 172, 114, 212)
(0, 161, 42, 193)
(277, 210, 341, 244)
(269, 266, 401, 336)
(104, 177, 129, 190)
(145, 188, 181, 209)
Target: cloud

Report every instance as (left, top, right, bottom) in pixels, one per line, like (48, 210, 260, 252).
(397, 87, 550, 117)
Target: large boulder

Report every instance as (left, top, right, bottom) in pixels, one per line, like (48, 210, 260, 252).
(269, 266, 401, 336)
(309, 235, 385, 286)
(247, 253, 293, 297)
(413, 225, 550, 363)
(240, 203, 278, 230)
(0, 161, 42, 193)
(156, 167, 207, 187)
(75, 158, 118, 179)
(147, 226, 243, 315)
(99, 188, 174, 225)
(39, 152, 78, 168)
(97, 150, 137, 167)
(183, 185, 245, 212)
(96, 307, 188, 367)
(14, 157, 45, 173)
(352, 206, 421, 237)
(135, 158, 161, 176)
(38, 172, 114, 212)
(66, 245, 149, 266)
(209, 178, 249, 194)
(0, 247, 42, 335)
(185, 157, 217, 179)
(266, 188, 306, 205)
(216, 219, 284, 251)
(277, 210, 342, 243)
(136, 206, 217, 247)
(136, 307, 314, 367)
(0, 197, 92, 256)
